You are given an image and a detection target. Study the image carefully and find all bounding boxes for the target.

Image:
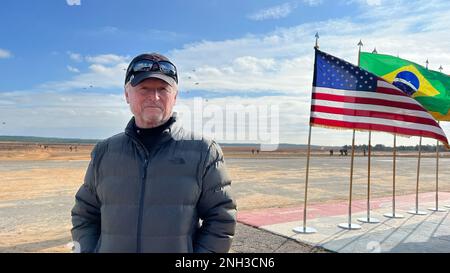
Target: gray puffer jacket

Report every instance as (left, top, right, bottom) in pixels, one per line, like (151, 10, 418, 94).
(71, 114, 237, 253)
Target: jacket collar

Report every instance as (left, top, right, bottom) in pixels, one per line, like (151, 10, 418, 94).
(125, 112, 181, 149)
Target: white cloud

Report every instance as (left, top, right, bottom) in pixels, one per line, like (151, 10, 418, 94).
(247, 0, 323, 21)
(346, 0, 383, 6)
(67, 65, 80, 73)
(0, 48, 12, 58)
(144, 29, 185, 41)
(66, 0, 81, 6)
(85, 54, 129, 65)
(67, 51, 82, 62)
(101, 26, 119, 33)
(248, 2, 297, 21)
(0, 90, 128, 139)
(40, 61, 128, 90)
(40, 53, 130, 90)
(303, 0, 323, 6)
(366, 0, 382, 5)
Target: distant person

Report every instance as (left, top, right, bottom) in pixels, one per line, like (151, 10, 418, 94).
(71, 53, 237, 253)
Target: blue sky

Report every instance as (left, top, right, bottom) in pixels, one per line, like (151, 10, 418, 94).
(0, 0, 351, 91)
(1, 0, 450, 147)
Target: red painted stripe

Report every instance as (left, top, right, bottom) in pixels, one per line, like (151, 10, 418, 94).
(310, 117, 448, 144)
(237, 192, 450, 227)
(312, 93, 426, 112)
(310, 105, 439, 126)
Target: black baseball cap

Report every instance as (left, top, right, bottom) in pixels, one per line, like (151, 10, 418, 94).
(125, 53, 178, 87)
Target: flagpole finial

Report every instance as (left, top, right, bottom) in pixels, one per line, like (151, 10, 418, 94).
(357, 40, 363, 66)
(372, 47, 377, 54)
(425, 59, 429, 69)
(314, 32, 319, 49)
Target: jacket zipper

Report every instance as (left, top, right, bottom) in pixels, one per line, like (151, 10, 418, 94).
(126, 131, 167, 252)
(136, 156, 148, 253)
(125, 132, 150, 253)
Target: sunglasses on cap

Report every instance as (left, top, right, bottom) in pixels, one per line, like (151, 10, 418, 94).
(125, 59, 178, 85)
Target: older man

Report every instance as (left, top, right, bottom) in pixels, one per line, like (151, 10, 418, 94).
(71, 53, 236, 253)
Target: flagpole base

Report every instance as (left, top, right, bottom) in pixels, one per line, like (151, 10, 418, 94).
(407, 210, 427, 215)
(293, 226, 317, 234)
(428, 207, 447, 212)
(383, 213, 404, 219)
(338, 223, 361, 230)
(357, 217, 380, 224)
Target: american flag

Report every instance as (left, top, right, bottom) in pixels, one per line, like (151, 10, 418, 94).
(311, 49, 449, 147)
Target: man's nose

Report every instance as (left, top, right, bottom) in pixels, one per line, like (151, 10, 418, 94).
(147, 89, 160, 100)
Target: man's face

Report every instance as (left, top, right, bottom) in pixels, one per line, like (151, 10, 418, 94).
(125, 78, 177, 128)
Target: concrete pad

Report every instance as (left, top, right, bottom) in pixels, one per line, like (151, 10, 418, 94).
(238, 192, 450, 253)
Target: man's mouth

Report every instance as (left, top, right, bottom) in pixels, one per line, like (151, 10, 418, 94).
(143, 105, 162, 110)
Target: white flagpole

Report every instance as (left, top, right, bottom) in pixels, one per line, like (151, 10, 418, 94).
(339, 40, 364, 230)
(358, 47, 380, 224)
(429, 121, 447, 212)
(437, 67, 450, 209)
(384, 134, 404, 218)
(293, 33, 320, 234)
(358, 130, 380, 223)
(408, 136, 427, 215)
(293, 125, 317, 233)
(339, 129, 361, 229)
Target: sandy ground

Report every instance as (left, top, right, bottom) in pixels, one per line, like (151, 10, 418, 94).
(1, 142, 449, 252)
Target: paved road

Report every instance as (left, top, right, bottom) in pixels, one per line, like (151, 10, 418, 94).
(231, 223, 329, 253)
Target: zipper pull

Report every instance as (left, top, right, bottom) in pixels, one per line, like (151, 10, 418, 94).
(142, 159, 148, 179)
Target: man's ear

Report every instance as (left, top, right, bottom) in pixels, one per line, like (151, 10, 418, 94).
(124, 85, 130, 104)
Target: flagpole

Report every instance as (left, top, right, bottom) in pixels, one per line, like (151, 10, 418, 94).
(339, 39, 363, 230)
(358, 46, 380, 224)
(408, 136, 427, 215)
(358, 130, 380, 223)
(293, 125, 317, 233)
(429, 121, 447, 212)
(384, 133, 404, 218)
(436, 65, 450, 208)
(293, 33, 319, 234)
(339, 129, 361, 229)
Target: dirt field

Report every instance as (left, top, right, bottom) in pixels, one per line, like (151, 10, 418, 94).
(1, 142, 449, 252)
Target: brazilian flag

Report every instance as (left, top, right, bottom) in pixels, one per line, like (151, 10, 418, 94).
(360, 52, 450, 121)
